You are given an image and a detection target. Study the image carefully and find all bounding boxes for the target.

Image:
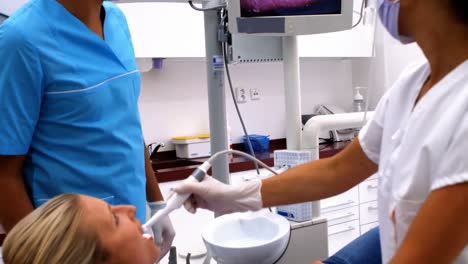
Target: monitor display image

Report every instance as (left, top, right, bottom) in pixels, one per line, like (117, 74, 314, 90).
(240, 0, 341, 18)
(228, 0, 353, 36)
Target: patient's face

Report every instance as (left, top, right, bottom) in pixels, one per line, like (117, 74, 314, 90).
(80, 196, 160, 264)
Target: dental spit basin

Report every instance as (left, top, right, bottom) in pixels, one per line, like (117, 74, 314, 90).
(202, 211, 290, 264)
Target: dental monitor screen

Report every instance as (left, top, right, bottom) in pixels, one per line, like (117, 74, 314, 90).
(241, 0, 341, 18)
(228, 0, 353, 36)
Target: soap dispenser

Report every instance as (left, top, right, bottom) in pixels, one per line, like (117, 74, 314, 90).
(353, 87, 366, 112)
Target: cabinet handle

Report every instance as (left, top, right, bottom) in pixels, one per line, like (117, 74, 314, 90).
(323, 200, 355, 210)
(328, 212, 355, 222)
(368, 206, 378, 211)
(329, 226, 355, 236)
(367, 185, 378, 190)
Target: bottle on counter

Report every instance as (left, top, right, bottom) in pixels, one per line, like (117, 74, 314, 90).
(353, 87, 367, 137)
(353, 86, 366, 112)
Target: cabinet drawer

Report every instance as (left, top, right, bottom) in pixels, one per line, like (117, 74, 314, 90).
(360, 222, 379, 235)
(328, 220, 360, 256)
(321, 187, 359, 213)
(360, 201, 379, 225)
(322, 206, 359, 227)
(368, 173, 379, 181)
(359, 179, 378, 203)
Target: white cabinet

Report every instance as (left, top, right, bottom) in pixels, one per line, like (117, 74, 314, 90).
(360, 221, 379, 235)
(360, 201, 379, 225)
(327, 220, 361, 256)
(321, 176, 379, 256)
(298, 0, 376, 58)
(321, 187, 359, 213)
(322, 206, 359, 227)
(359, 179, 378, 203)
(117, 3, 206, 58)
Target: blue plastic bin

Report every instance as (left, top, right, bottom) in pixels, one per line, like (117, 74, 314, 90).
(242, 135, 270, 154)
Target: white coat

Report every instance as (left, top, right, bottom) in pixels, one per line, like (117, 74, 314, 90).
(359, 60, 468, 263)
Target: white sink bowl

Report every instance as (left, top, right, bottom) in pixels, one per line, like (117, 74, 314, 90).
(202, 211, 290, 264)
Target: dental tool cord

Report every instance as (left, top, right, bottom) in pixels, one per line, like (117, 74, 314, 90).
(221, 14, 261, 175)
(352, 0, 367, 28)
(209, 149, 278, 176)
(188, 0, 225, 11)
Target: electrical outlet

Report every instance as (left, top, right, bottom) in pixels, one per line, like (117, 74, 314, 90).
(250, 88, 260, 100)
(235, 87, 247, 103)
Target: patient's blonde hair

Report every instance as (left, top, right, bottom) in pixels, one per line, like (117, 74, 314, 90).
(2, 194, 108, 264)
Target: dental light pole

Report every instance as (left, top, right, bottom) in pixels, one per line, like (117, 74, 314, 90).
(115, 0, 231, 184)
(202, 0, 231, 184)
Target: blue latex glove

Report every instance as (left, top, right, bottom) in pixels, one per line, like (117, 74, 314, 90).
(149, 201, 176, 260)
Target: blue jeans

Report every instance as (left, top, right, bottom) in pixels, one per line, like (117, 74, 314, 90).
(323, 227, 382, 264)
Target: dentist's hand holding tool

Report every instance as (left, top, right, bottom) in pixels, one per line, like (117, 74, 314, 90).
(143, 152, 268, 261)
(170, 149, 275, 215)
(148, 201, 176, 260)
(142, 161, 214, 259)
(172, 175, 263, 215)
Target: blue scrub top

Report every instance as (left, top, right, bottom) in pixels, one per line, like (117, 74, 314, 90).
(0, 0, 147, 221)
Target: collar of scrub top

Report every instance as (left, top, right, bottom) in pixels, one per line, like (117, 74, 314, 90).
(43, 0, 136, 72)
(0, 12, 8, 22)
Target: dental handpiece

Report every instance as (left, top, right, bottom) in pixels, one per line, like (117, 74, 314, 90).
(142, 161, 211, 233)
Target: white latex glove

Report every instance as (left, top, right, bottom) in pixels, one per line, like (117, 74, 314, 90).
(172, 175, 263, 215)
(148, 201, 176, 261)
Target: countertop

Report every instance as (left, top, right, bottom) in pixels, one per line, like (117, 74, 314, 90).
(152, 139, 351, 183)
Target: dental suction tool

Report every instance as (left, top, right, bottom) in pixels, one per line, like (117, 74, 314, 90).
(141, 150, 277, 234)
(142, 161, 212, 232)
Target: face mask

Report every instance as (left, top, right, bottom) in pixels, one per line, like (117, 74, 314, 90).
(378, 0, 415, 44)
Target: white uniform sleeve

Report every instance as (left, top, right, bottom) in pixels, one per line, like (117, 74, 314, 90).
(432, 113, 468, 191)
(358, 90, 391, 164)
